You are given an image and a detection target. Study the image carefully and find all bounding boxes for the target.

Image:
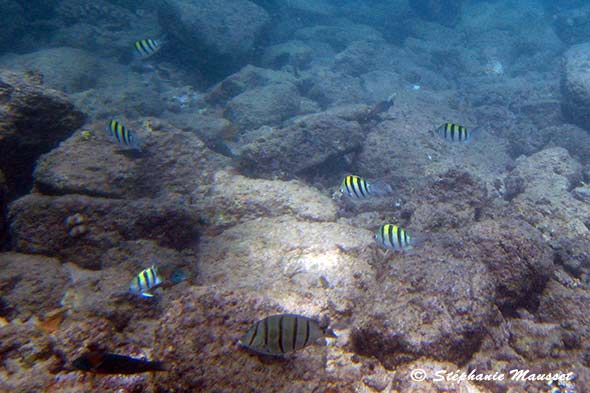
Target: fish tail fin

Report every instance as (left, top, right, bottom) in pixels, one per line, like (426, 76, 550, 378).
(368, 179, 393, 197)
(410, 233, 430, 248)
(148, 361, 169, 372)
(131, 135, 145, 151)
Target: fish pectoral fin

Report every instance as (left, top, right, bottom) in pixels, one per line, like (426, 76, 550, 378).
(141, 292, 154, 298)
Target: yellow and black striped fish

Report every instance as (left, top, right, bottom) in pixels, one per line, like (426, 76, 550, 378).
(435, 122, 471, 142)
(106, 119, 142, 150)
(374, 224, 412, 251)
(129, 266, 163, 298)
(238, 314, 335, 356)
(340, 175, 391, 199)
(133, 38, 162, 59)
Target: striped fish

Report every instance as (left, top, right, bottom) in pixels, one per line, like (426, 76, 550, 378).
(374, 224, 412, 251)
(340, 175, 391, 199)
(435, 122, 471, 142)
(133, 38, 162, 59)
(238, 314, 334, 356)
(106, 119, 142, 150)
(129, 266, 163, 298)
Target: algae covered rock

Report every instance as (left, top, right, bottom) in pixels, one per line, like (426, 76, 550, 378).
(562, 43, 590, 131)
(33, 120, 231, 199)
(153, 287, 330, 391)
(197, 215, 373, 313)
(0, 47, 103, 93)
(8, 193, 199, 269)
(351, 255, 496, 367)
(233, 110, 364, 177)
(0, 70, 85, 201)
(455, 218, 554, 311)
(193, 170, 338, 229)
(158, 0, 270, 77)
(0, 252, 69, 320)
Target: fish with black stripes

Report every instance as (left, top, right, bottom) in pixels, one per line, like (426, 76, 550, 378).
(238, 314, 336, 357)
(105, 119, 143, 151)
(133, 38, 164, 60)
(340, 175, 392, 199)
(374, 224, 414, 252)
(129, 265, 163, 298)
(73, 350, 168, 374)
(434, 122, 472, 143)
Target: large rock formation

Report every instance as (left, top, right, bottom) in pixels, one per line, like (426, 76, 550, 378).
(0, 70, 85, 201)
(158, 0, 270, 78)
(561, 43, 590, 130)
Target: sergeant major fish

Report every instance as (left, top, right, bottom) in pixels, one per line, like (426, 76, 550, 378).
(340, 175, 392, 199)
(374, 224, 413, 252)
(133, 38, 163, 60)
(106, 119, 143, 151)
(434, 122, 472, 143)
(238, 314, 336, 357)
(129, 265, 163, 298)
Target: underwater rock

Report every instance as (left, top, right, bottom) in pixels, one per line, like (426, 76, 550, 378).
(0, 47, 103, 93)
(233, 110, 364, 178)
(158, 0, 270, 78)
(562, 43, 590, 131)
(34, 120, 231, 199)
(8, 193, 200, 269)
(409, 0, 465, 27)
(552, 5, 590, 45)
(410, 170, 489, 231)
(0, 70, 85, 202)
(70, 68, 169, 120)
(0, 252, 69, 320)
(261, 40, 314, 71)
(0, 170, 6, 246)
(467, 314, 586, 392)
(351, 256, 496, 367)
(205, 65, 297, 106)
(538, 280, 590, 342)
(512, 147, 582, 200)
(56, 0, 135, 26)
(197, 216, 373, 309)
(538, 124, 590, 166)
(360, 70, 403, 104)
(225, 82, 302, 131)
(504, 148, 590, 279)
(294, 24, 383, 52)
(57, 263, 168, 332)
(0, 318, 62, 392)
(455, 219, 554, 312)
(193, 170, 338, 229)
(302, 67, 366, 108)
(356, 95, 511, 187)
(333, 40, 398, 78)
(153, 286, 330, 391)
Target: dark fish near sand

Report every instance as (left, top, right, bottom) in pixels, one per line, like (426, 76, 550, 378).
(106, 119, 143, 150)
(434, 122, 472, 142)
(238, 314, 336, 357)
(133, 38, 163, 59)
(366, 93, 395, 121)
(340, 175, 392, 199)
(374, 224, 413, 252)
(73, 351, 167, 374)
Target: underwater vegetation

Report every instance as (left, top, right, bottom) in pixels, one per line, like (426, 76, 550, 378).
(1, 0, 590, 392)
